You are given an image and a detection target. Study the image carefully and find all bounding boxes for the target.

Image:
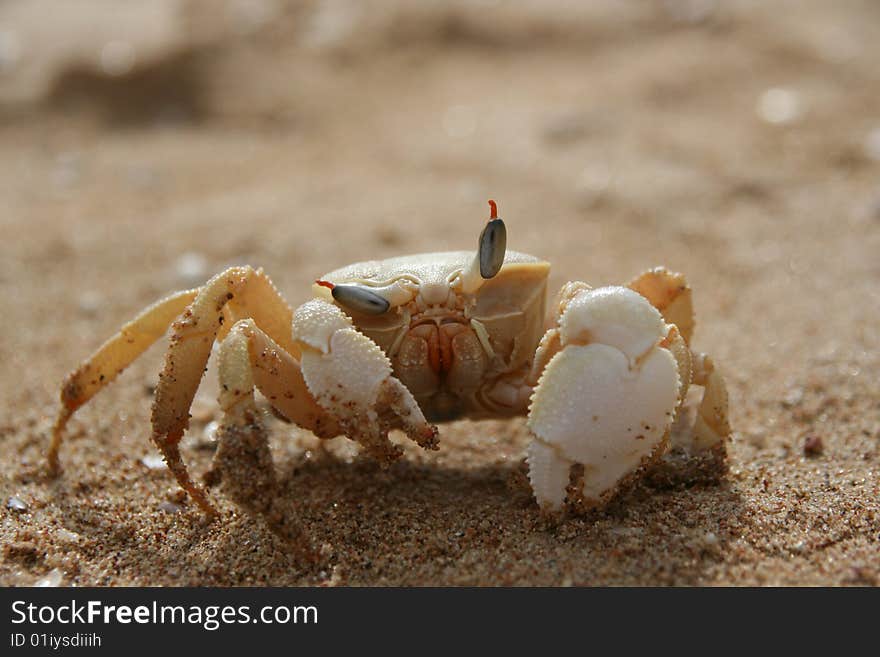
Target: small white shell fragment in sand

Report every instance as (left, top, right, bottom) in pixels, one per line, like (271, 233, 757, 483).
(35, 568, 64, 587)
(756, 88, 802, 125)
(78, 290, 103, 316)
(175, 251, 208, 285)
(55, 528, 82, 544)
(7, 496, 28, 512)
(202, 420, 220, 443)
(100, 40, 136, 77)
(140, 454, 166, 470)
(182, 419, 219, 451)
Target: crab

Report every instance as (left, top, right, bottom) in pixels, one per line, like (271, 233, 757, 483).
(48, 200, 730, 517)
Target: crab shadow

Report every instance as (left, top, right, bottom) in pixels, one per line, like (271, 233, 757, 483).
(43, 443, 745, 585)
(209, 446, 746, 586)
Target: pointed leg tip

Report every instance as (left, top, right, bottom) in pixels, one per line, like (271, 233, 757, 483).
(419, 425, 440, 451)
(46, 458, 61, 479)
(193, 496, 220, 519)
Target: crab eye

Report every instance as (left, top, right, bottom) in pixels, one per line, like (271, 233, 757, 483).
(479, 215, 507, 279)
(330, 284, 391, 315)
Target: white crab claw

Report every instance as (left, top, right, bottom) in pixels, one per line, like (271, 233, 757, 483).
(292, 297, 352, 353)
(559, 285, 667, 361)
(527, 286, 680, 510)
(293, 299, 438, 460)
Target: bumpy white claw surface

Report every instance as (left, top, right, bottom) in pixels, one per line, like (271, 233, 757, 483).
(294, 299, 437, 459)
(527, 286, 680, 509)
(559, 286, 667, 361)
(526, 440, 572, 511)
(292, 298, 353, 353)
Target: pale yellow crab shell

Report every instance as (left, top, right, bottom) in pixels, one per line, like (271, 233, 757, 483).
(312, 251, 551, 383)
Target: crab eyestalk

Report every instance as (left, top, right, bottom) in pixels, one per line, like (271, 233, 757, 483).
(317, 280, 391, 315)
(461, 200, 507, 294)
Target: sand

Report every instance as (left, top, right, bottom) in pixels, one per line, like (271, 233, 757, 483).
(1, 0, 878, 586)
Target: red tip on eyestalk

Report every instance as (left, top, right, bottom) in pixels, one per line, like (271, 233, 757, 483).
(315, 279, 335, 290)
(488, 199, 498, 220)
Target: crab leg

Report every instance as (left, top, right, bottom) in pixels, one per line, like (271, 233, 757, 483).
(50, 266, 303, 516)
(49, 288, 199, 473)
(208, 318, 356, 514)
(690, 353, 730, 450)
(214, 301, 438, 507)
(205, 318, 337, 513)
(149, 266, 306, 515)
(628, 268, 731, 451)
(216, 318, 341, 437)
(627, 268, 695, 344)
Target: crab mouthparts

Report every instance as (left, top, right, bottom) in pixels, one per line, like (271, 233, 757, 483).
(408, 320, 470, 376)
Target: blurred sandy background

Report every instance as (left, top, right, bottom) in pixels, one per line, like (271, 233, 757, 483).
(1, 0, 878, 585)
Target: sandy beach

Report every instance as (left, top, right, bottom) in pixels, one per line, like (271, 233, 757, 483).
(1, 0, 878, 586)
